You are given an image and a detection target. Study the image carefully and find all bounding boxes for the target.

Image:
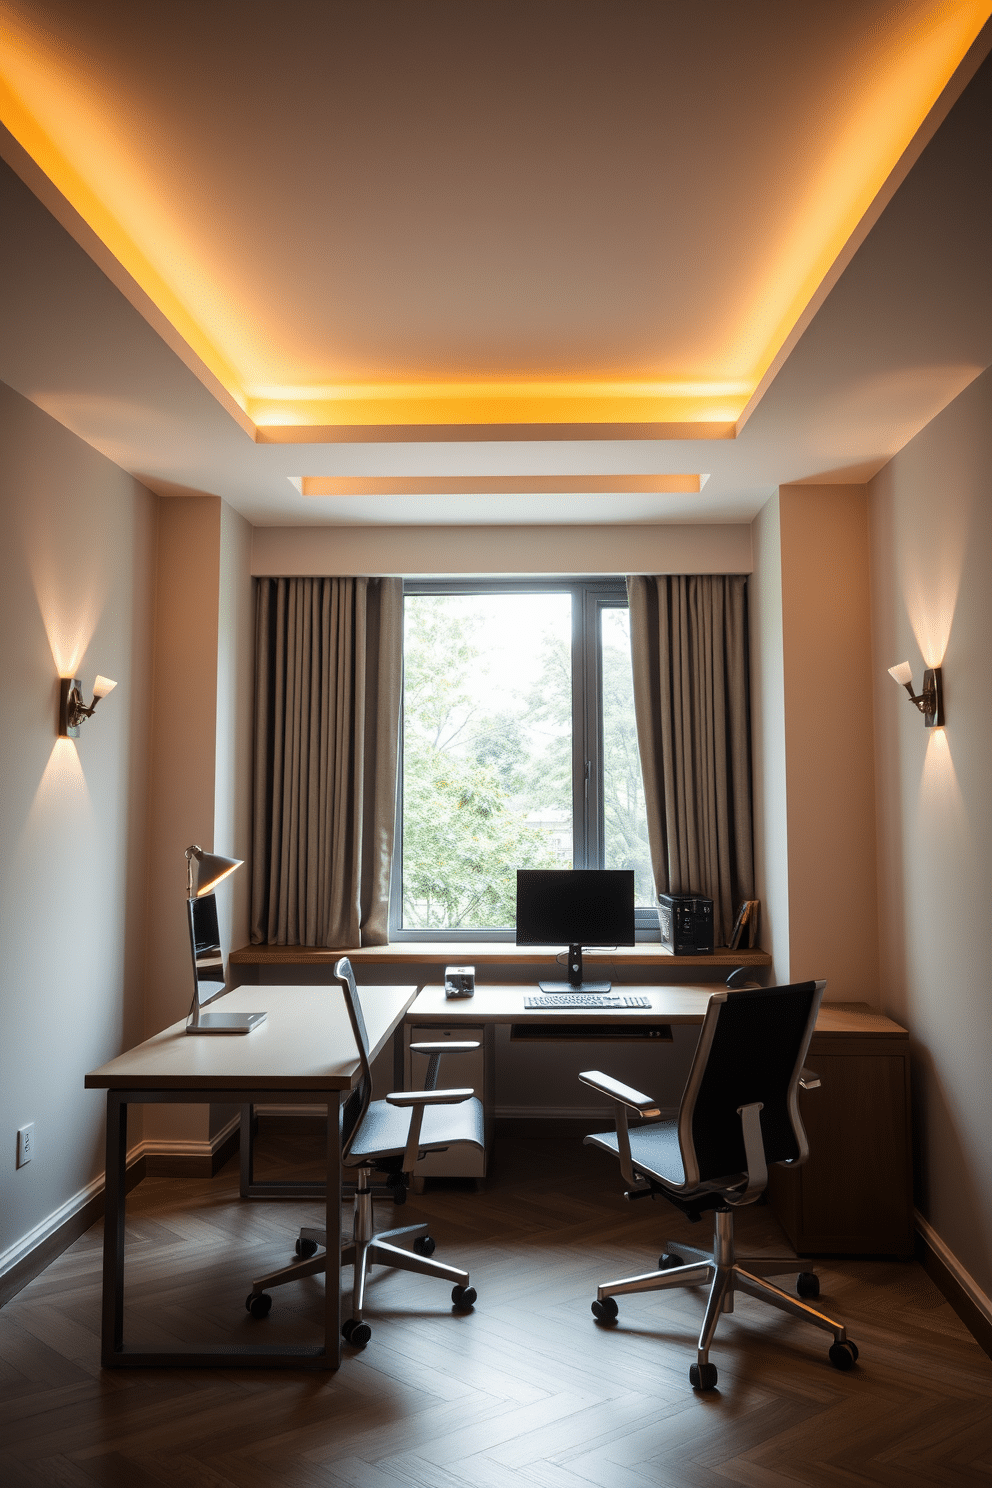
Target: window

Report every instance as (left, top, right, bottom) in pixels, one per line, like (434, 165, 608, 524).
(391, 579, 654, 939)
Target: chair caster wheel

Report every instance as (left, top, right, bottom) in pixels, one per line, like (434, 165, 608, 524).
(451, 1285, 477, 1310)
(414, 1235, 436, 1256)
(296, 1237, 319, 1259)
(689, 1361, 718, 1391)
(797, 1270, 819, 1299)
(342, 1318, 371, 1346)
(245, 1292, 271, 1319)
(828, 1340, 859, 1371)
(591, 1297, 618, 1324)
(660, 1252, 684, 1270)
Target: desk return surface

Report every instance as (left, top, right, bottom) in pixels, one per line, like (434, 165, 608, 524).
(86, 984, 416, 1093)
(407, 988, 913, 1260)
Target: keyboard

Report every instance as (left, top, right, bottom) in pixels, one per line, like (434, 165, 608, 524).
(523, 993, 651, 1010)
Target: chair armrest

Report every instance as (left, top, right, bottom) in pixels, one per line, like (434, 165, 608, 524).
(799, 1067, 821, 1090)
(386, 1087, 474, 1106)
(579, 1070, 661, 1118)
(390, 1086, 474, 1174)
(409, 1041, 480, 1054)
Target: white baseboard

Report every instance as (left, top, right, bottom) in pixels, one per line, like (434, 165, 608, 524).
(136, 1113, 242, 1161)
(915, 1209, 992, 1329)
(0, 1114, 242, 1284)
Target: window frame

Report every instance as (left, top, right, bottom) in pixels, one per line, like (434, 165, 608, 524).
(390, 576, 657, 941)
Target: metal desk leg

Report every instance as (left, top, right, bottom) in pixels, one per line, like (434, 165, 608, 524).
(239, 1104, 254, 1197)
(327, 1093, 343, 1366)
(101, 1091, 128, 1365)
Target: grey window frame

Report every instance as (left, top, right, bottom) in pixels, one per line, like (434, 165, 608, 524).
(390, 576, 658, 941)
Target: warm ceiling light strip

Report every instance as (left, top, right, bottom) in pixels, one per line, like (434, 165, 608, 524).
(0, 74, 249, 422)
(262, 422, 736, 445)
(301, 474, 703, 497)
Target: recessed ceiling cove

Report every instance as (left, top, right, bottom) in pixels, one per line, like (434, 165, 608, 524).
(1, 0, 989, 443)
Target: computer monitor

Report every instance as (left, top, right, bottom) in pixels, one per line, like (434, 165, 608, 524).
(185, 892, 266, 1035)
(516, 868, 636, 992)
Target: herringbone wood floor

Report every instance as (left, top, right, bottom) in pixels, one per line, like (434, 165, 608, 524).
(2, 1126, 990, 1487)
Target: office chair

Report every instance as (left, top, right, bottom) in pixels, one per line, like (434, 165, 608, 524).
(246, 957, 484, 1345)
(580, 980, 858, 1390)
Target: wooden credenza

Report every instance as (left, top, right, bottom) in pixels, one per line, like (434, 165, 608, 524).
(767, 1002, 914, 1258)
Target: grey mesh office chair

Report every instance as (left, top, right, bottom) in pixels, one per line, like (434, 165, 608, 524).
(580, 980, 858, 1390)
(246, 957, 484, 1346)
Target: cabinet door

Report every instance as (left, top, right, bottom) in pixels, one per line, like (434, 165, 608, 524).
(768, 1049, 913, 1256)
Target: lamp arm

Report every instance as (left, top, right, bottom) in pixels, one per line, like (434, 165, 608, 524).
(64, 683, 107, 729)
(901, 679, 937, 714)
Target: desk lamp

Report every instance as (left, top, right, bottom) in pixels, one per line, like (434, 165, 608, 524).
(185, 845, 266, 1035)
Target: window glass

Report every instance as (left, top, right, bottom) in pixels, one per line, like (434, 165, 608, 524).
(402, 592, 572, 930)
(397, 582, 653, 935)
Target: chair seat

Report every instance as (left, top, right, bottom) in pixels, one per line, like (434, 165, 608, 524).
(347, 1094, 486, 1165)
(585, 1119, 687, 1190)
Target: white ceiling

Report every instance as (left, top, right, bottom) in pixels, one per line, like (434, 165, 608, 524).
(0, 3, 990, 525)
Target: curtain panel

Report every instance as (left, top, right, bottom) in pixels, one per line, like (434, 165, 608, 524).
(251, 576, 402, 948)
(626, 575, 754, 946)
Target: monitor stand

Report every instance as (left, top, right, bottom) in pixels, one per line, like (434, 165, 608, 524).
(538, 943, 612, 995)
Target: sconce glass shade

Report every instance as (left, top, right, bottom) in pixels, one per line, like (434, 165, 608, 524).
(92, 675, 117, 698)
(887, 661, 914, 687)
(185, 844, 243, 898)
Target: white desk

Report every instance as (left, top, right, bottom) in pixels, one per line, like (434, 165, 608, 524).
(408, 982, 715, 1027)
(86, 982, 416, 1370)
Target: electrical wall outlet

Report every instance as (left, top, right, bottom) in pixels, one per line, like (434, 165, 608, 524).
(16, 1123, 34, 1167)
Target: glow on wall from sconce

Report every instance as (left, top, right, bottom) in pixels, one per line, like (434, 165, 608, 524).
(918, 728, 971, 869)
(901, 493, 971, 669)
(28, 545, 107, 678)
(18, 738, 92, 853)
(0, 2, 989, 432)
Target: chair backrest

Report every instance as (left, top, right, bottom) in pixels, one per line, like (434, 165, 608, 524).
(677, 980, 824, 1190)
(333, 957, 375, 1160)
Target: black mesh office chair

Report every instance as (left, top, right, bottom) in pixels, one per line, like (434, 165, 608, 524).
(246, 957, 484, 1346)
(580, 980, 858, 1390)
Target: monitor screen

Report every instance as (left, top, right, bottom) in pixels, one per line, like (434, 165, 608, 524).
(515, 869, 636, 948)
(187, 892, 226, 1002)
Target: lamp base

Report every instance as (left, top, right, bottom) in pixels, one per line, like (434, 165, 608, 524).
(186, 1011, 267, 1035)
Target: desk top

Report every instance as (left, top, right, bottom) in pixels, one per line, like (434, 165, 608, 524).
(408, 986, 908, 1037)
(409, 983, 714, 1024)
(85, 984, 417, 1092)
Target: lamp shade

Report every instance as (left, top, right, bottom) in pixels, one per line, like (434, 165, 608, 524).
(187, 845, 243, 897)
(887, 661, 914, 687)
(92, 674, 117, 698)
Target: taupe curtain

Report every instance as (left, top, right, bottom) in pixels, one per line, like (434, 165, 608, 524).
(251, 577, 402, 947)
(626, 575, 753, 946)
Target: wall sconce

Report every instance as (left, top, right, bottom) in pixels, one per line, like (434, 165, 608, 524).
(887, 661, 944, 727)
(59, 675, 117, 737)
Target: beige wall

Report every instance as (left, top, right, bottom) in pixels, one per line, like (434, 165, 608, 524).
(143, 495, 254, 1148)
(214, 501, 254, 957)
(869, 366, 992, 1299)
(748, 485, 880, 1002)
(252, 522, 753, 577)
(748, 492, 791, 983)
(779, 485, 880, 1001)
(0, 382, 155, 1266)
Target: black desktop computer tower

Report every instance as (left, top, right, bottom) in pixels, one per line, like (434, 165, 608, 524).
(657, 893, 714, 954)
